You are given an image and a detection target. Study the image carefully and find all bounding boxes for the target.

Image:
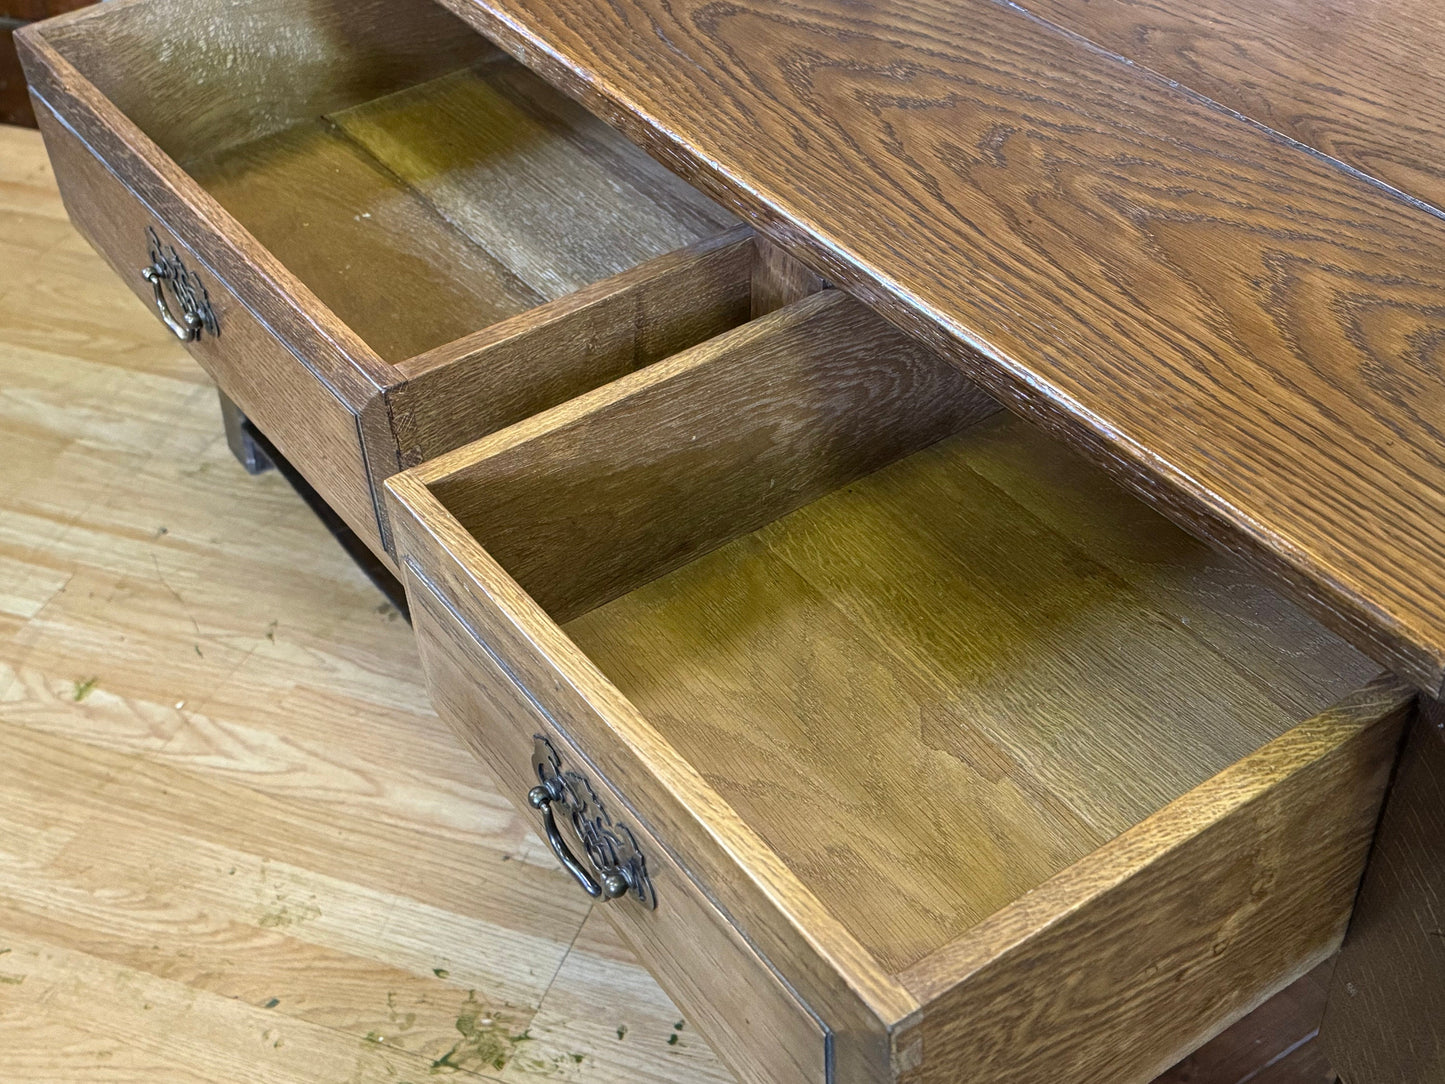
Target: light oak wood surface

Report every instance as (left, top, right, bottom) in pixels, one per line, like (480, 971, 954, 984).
(387, 272, 1408, 1080)
(0, 122, 733, 1084)
(432, 0, 1445, 695)
(16, 0, 742, 557)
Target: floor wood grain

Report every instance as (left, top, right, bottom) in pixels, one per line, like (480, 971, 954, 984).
(0, 121, 1340, 1083)
(0, 122, 731, 1084)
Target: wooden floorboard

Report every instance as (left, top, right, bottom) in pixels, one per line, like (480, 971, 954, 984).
(0, 121, 1337, 1083)
(0, 122, 729, 1084)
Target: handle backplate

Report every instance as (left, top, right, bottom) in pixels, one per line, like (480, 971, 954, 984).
(530, 735, 656, 909)
(141, 226, 218, 341)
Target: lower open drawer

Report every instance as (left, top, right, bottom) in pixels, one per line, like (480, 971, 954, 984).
(386, 289, 1412, 1083)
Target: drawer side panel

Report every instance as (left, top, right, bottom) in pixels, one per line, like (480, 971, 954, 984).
(896, 676, 1412, 1084)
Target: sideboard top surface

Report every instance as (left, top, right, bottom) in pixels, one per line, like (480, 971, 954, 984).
(439, 0, 1445, 693)
(1021, 0, 1445, 216)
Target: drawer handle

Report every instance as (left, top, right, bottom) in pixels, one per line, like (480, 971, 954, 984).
(529, 736, 657, 908)
(142, 227, 218, 342)
(529, 783, 631, 900)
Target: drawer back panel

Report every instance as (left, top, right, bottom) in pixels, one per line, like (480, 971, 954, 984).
(39, 0, 494, 162)
(428, 290, 1000, 622)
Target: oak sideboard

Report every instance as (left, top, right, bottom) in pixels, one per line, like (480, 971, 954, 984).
(17, 0, 1444, 1080)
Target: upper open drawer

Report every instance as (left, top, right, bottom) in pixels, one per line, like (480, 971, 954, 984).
(17, 0, 756, 557)
(387, 288, 1415, 1083)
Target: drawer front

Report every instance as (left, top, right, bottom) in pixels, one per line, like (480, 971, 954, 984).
(405, 559, 830, 1084)
(31, 96, 385, 555)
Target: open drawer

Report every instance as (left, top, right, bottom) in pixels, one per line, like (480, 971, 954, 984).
(386, 288, 1414, 1083)
(15, 0, 773, 559)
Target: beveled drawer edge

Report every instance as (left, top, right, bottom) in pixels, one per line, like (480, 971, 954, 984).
(891, 673, 1413, 1083)
(899, 673, 1412, 996)
(26, 95, 360, 409)
(394, 223, 757, 381)
(17, 24, 391, 403)
(404, 554, 836, 1080)
(385, 468, 915, 1077)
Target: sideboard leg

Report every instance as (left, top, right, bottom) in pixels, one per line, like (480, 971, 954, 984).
(218, 390, 274, 476)
(1321, 695, 1445, 1083)
(213, 387, 407, 619)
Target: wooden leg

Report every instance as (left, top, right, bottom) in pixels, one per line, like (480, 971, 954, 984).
(1321, 696, 1444, 1083)
(215, 389, 408, 618)
(218, 390, 274, 475)
(1153, 961, 1338, 1083)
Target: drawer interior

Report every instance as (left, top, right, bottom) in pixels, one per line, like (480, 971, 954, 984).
(416, 290, 1382, 975)
(43, 0, 735, 361)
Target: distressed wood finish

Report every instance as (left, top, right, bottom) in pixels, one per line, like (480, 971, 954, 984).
(387, 293, 1408, 1082)
(17, 0, 740, 556)
(1322, 697, 1445, 1083)
(435, 0, 1445, 692)
(330, 60, 733, 305)
(1019, 0, 1445, 214)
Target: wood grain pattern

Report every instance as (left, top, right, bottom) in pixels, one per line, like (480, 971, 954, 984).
(186, 115, 542, 363)
(19, 21, 396, 404)
(34, 0, 494, 162)
(0, 122, 737, 1084)
(387, 227, 758, 468)
(425, 289, 1000, 621)
(3, 120, 1336, 1084)
(406, 565, 830, 1084)
(562, 411, 1380, 973)
(434, 0, 1445, 692)
(30, 97, 389, 558)
(21, 0, 746, 557)
(389, 275, 1401, 1080)
(331, 60, 733, 303)
(897, 676, 1410, 1084)
(748, 236, 826, 319)
(1018, 0, 1445, 213)
(387, 471, 915, 1084)
(1321, 696, 1445, 1083)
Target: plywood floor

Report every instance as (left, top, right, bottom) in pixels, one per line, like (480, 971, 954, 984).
(0, 122, 1335, 1084)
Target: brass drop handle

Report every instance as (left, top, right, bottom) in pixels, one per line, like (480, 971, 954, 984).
(142, 263, 204, 342)
(528, 782, 630, 900)
(139, 227, 217, 342)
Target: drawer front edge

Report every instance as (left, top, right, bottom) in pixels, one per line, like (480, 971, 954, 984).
(405, 557, 831, 1084)
(30, 92, 388, 557)
(894, 675, 1413, 1084)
